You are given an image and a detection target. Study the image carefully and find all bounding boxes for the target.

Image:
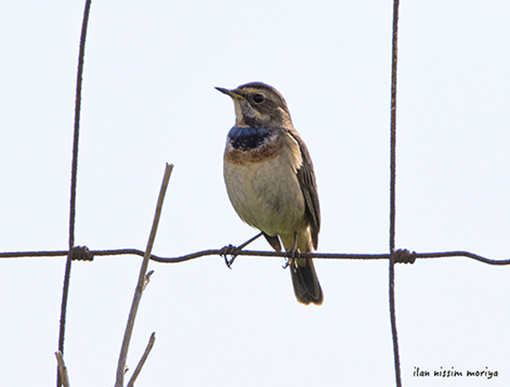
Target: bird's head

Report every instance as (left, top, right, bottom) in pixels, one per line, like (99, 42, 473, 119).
(216, 82, 292, 129)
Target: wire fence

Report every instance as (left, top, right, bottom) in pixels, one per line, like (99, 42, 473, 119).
(1, 1, 509, 386)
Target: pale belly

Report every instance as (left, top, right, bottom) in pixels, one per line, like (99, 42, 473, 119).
(224, 155, 307, 237)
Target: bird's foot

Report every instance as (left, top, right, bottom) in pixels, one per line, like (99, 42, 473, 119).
(289, 247, 300, 260)
(282, 247, 300, 269)
(219, 244, 240, 269)
(219, 233, 264, 269)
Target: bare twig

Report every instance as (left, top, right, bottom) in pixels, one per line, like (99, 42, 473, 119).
(114, 163, 173, 387)
(126, 332, 156, 387)
(144, 270, 155, 290)
(55, 351, 71, 387)
(58, 1, 92, 386)
(389, 0, 402, 386)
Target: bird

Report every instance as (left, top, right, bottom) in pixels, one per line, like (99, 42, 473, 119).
(216, 82, 323, 305)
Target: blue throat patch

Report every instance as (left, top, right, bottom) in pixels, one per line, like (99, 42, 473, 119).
(228, 126, 270, 151)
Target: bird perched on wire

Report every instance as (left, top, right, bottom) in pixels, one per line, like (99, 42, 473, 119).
(216, 82, 323, 305)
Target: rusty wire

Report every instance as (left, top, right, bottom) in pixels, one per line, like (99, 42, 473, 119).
(57, 1, 92, 387)
(1, 248, 509, 265)
(389, 0, 401, 385)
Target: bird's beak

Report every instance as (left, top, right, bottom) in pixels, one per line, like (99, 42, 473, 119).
(215, 87, 245, 100)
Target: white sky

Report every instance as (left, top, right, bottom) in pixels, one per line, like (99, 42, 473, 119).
(1, 1, 509, 386)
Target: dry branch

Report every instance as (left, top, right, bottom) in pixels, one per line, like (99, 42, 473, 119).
(114, 163, 173, 387)
(127, 332, 156, 387)
(55, 351, 71, 387)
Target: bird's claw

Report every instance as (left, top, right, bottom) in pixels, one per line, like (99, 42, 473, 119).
(220, 244, 240, 269)
(282, 248, 300, 269)
(224, 255, 236, 269)
(289, 248, 300, 260)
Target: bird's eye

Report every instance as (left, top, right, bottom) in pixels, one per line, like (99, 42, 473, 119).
(253, 94, 265, 103)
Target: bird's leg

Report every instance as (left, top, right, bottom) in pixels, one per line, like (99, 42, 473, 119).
(220, 232, 263, 269)
(282, 232, 300, 269)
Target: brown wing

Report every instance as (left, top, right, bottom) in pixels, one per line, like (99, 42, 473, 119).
(263, 232, 282, 252)
(288, 131, 321, 249)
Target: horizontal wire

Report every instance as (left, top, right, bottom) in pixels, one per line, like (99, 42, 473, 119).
(1, 248, 509, 265)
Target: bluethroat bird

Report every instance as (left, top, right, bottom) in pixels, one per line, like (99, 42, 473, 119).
(216, 82, 323, 305)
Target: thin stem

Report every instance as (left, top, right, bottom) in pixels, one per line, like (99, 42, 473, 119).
(114, 163, 173, 387)
(55, 351, 71, 387)
(126, 332, 156, 387)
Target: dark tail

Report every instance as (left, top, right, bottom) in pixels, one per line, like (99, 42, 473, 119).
(290, 258, 323, 305)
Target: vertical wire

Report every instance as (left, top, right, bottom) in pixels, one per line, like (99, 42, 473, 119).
(57, 1, 92, 386)
(389, 0, 402, 386)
